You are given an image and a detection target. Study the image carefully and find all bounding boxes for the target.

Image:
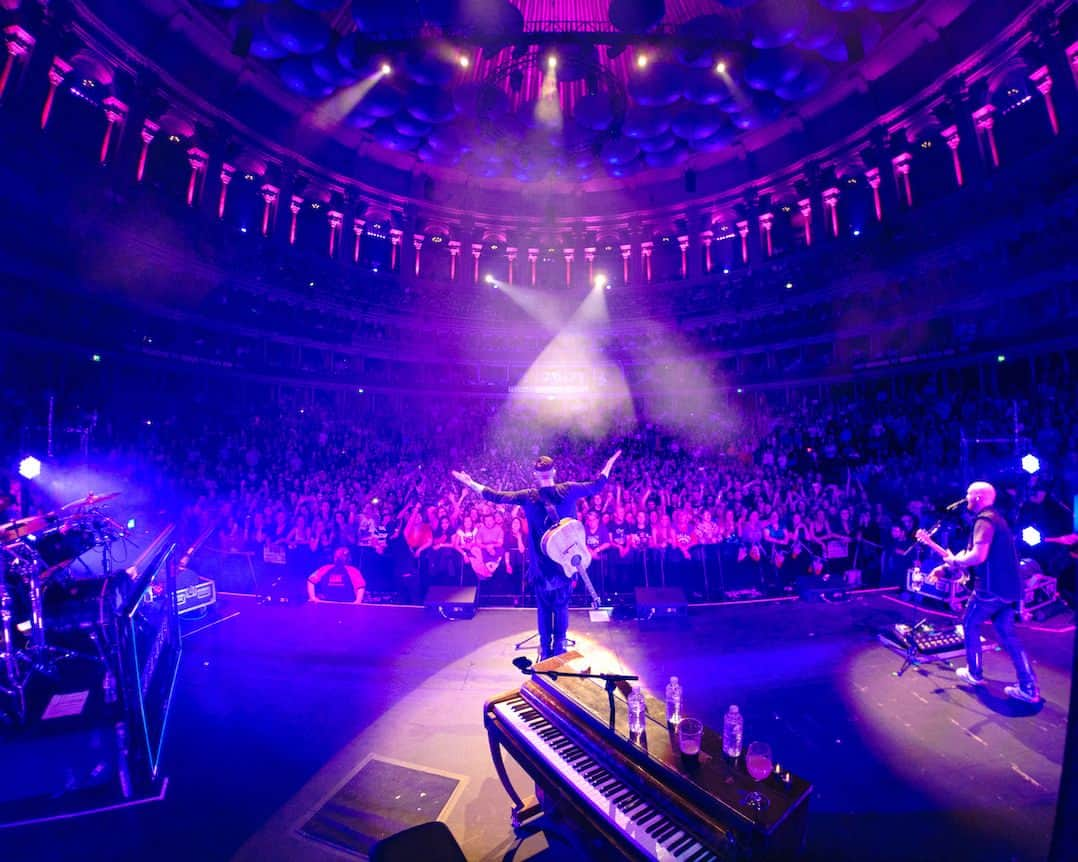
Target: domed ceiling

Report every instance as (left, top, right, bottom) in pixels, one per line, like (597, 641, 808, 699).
(155, 0, 922, 185)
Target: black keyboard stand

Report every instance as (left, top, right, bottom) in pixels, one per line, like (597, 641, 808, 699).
(893, 643, 954, 677)
(891, 619, 959, 677)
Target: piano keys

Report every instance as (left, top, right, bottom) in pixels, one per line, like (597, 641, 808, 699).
(484, 653, 811, 861)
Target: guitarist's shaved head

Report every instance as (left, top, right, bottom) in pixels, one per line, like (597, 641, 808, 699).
(966, 481, 996, 512)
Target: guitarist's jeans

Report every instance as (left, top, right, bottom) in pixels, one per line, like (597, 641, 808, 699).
(963, 593, 1039, 694)
(536, 581, 572, 659)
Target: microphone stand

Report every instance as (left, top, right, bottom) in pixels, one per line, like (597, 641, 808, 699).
(514, 659, 638, 730)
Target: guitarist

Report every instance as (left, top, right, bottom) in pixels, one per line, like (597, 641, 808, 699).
(452, 450, 622, 660)
(917, 481, 1040, 703)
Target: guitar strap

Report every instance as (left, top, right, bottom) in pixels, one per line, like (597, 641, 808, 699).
(538, 488, 561, 530)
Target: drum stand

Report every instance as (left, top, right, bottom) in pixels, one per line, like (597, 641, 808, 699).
(0, 579, 28, 723)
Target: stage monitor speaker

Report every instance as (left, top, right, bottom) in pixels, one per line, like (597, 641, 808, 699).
(424, 585, 477, 620)
(635, 586, 688, 621)
(371, 821, 467, 862)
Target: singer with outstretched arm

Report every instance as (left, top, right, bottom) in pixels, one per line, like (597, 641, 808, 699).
(453, 450, 622, 660)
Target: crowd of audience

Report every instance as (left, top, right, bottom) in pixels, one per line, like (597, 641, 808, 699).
(45, 361, 1055, 607)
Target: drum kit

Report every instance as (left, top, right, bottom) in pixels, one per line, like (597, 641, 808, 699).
(0, 491, 129, 723)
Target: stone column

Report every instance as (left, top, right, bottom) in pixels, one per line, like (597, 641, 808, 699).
(620, 243, 631, 283)
(797, 200, 812, 246)
(756, 215, 773, 257)
(260, 184, 279, 236)
(584, 247, 596, 285)
(640, 241, 653, 282)
(1029, 67, 1059, 135)
(891, 152, 913, 207)
(941, 125, 963, 187)
(329, 211, 344, 258)
(288, 195, 303, 244)
(218, 163, 235, 218)
(390, 228, 403, 271)
(136, 119, 158, 182)
(821, 187, 840, 238)
(471, 242, 482, 284)
(736, 221, 749, 263)
(412, 233, 424, 275)
(507, 246, 518, 285)
(186, 147, 208, 207)
(447, 239, 460, 280)
(865, 168, 882, 220)
(973, 104, 999, 168)
(100, 97, 127, 165)
(563, 248, 574, 287)
(677, 235, 689, 278)
(41, 57, 72, 129)
(528, 247, 539, 286)
(0, 26, 35, 101)
(353, 218, 366, 263)
(699, 230, 714, 273)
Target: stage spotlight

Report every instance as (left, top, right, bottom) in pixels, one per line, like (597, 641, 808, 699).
(18, 456, 41, 480)
(722, 267, 730, 275)
(636, 54, 649, 70)
(853, 229, 861, 237)
(785, 281, 793, 289)
(458, 54, 470, 69)
(1022, 526, 1042, 546)
(715, 60, 726, 74)
(547, 55, 557, 71)
(1021, 454, 1041, 474)
(594, 273, 608, 290)
(484, 274, 495, 284)
(380, 62, 392, 76)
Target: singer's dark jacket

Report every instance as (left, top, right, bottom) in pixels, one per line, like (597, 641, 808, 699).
(480, 475, 607, 590)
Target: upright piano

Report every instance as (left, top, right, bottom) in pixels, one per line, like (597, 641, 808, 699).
(485, 653, 811, 861)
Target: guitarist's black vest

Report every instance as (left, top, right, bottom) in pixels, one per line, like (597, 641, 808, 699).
(969, 506, 1021, 602)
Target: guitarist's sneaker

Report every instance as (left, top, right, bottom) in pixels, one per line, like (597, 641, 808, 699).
(1004, 684, 1041, 704)
(955, 667, 986, 687)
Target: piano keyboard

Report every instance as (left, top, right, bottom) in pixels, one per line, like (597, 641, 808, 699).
(492, 694, 726, 861)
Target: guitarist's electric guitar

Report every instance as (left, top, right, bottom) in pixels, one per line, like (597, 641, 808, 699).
(914, 527, 970, 587)
(541, 518, 603, 609)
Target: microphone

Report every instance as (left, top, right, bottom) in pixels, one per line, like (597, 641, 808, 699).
(945, 498, 966, 511)
(512, 656, 534, 674)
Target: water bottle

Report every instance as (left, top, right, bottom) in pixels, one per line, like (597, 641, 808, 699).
(665, 676, 683, 726)
(722, 705, 743, 758)
(627, 683, 647, 735)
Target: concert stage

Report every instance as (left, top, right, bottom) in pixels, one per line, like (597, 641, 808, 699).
(2, 592, 1071, 862)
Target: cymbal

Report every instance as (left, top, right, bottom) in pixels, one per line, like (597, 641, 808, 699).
(0, 514, 49, 541)
(61, 491, 121, 511)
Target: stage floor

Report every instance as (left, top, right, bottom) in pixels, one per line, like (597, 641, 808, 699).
(2, 591, 1072, 862)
